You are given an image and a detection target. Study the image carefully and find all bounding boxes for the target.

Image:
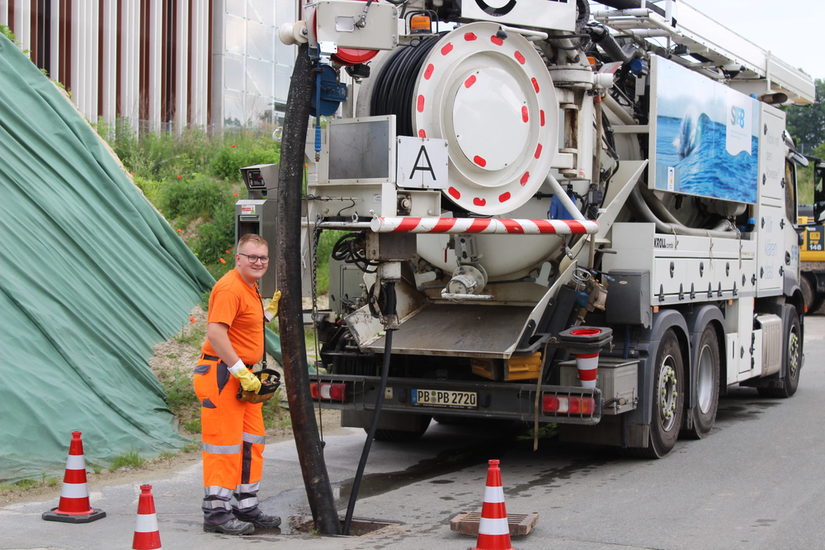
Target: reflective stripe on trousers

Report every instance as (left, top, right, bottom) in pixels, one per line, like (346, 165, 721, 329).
(194, 358, 266, 524)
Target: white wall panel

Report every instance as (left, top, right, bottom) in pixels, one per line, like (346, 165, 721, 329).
(148, 0, 162, 133)
(101, 0, 118, 128)
(190, 0, 208, 128)
(174, 0, 189, 133)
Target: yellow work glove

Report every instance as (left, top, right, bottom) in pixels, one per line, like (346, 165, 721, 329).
(228, 360, 262, 393)
(264, 290, 282, 322)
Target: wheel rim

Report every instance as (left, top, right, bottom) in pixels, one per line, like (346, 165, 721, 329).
(696, 344, 714, 414)
(788, 325, 800, 379)
(658, 355, 679, 431)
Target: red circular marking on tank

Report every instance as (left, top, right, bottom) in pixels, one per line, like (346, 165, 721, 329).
(534, 143, 543, 158)
(520, 172, 530, 185)
(464, 32, 477, 41)
(418, 129, 427, 138)
(514, 51, 525, 65)
(417, 95, 425, 113)
(424, 63, 435, 80)
(491, 35, 503, 46)
(464, 75, 477, 88)
(473, 197, 487, 207)
(540, 110, 546, 127)
(441, 43, 454, 56)
(521, 106, 529, 123)
(448, 187, 461, 199)
(473, 155, 487, 167)
(498, 192, 511, 203)
(531, 77, 540, 93)
(501, 219, 524, 233)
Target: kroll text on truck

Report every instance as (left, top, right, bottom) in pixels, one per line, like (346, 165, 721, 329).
(276, 0, 815, 457)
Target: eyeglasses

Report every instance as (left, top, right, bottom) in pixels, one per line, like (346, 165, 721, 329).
(238, 253, 269, 263)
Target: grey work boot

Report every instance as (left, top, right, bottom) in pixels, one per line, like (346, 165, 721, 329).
(242, 512, 281, 530)
(203, 517, 255, 535)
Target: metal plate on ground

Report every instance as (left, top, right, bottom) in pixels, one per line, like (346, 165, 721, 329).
(363, 304, 532, 358)
(450, 511, 539, 537)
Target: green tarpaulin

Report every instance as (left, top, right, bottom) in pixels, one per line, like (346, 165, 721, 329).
(0, 35, 282, 481)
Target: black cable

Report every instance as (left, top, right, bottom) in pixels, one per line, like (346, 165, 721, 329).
(370, 34, 442, 136)
(342, 281, 397, 535)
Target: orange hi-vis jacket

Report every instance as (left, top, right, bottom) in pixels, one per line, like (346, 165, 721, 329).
(194, 268, 267, 525)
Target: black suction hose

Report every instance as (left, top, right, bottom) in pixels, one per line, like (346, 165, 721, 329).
(342, 280, 397, 535)
(276, 43, 340, 535)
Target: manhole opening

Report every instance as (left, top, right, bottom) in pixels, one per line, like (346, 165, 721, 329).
(288, 516, 399, 536)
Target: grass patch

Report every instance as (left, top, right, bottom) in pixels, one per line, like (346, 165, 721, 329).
(0, 474, 60, 492)
(110, 451, 146, 471)
(174, 323, 206, 347)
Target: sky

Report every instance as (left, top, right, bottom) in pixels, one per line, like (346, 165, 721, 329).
(678, 0, 825, 81)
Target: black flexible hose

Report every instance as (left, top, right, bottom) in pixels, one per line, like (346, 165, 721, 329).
(342, 281, 397, 535)
(370, 35, 442, 136)
(276, 43, 340, 535)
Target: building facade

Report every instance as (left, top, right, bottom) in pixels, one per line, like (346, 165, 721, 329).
(0, 0, 296, 133)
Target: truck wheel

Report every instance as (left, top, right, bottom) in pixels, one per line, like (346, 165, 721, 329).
(373, 416, 431, 442)
(685, 324, 719, 439)
(758, 307, 801, 398)
(647, 329, 685, 457)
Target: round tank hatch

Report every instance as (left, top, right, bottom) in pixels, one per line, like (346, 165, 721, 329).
(413, 22, 558, 215)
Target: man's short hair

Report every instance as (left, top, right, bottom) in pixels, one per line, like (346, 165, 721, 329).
(236, 233, 269, 253)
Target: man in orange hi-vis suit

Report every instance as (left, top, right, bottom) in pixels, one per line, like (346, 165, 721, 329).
(193, 233, 281, 536)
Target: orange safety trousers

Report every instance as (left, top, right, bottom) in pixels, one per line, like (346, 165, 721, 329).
(193, 356, 266, 525)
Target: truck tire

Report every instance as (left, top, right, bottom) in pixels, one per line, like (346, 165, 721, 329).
(647, 329, 685, 457)
(685, 324, 719, 439)
(758, 306, 801, 398)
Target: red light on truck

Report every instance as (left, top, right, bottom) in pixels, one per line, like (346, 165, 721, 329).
(542, 395, 595, 415)
(309, 382, 348, 401)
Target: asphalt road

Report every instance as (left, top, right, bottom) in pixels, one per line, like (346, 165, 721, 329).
(3, 316, 824, 550)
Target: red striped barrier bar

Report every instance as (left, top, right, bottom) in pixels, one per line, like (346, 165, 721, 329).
(370, 216, 598, 235)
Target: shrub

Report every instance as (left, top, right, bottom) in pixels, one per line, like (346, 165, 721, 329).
(192, 200, 236, 264)
(209, 144, 280, 181)
(159, 177, 228, 220)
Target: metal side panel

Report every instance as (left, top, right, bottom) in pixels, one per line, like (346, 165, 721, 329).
(756, 313, 783, 377)
(363, 304, 532, 358)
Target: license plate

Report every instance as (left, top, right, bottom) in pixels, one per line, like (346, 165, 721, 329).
(411, 389, 478, 409)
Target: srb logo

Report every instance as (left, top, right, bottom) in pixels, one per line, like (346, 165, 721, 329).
(730, 106, 746, 129)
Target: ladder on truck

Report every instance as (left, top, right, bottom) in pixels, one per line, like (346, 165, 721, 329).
(591, 0, 815, 104)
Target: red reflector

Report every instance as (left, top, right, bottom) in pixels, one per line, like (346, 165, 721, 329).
(328, 383, 347, 400)
(542, 395, 560, 412)
(542, 395, 595, 415)
(309, 382, 348, 401)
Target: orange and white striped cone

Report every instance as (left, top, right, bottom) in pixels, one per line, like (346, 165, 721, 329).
(132, 484, 161, 550)
(42, 431, 106, 523)
(472, 459, 514, 550)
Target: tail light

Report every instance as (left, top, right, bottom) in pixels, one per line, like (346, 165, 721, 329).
(542, 395, 596, 415)
(309, 382, 349, 401)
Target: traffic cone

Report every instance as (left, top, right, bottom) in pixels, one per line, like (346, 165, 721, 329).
(132, 484, 161, 549)
(42, 431, 106, 523)
(472, 459, 514, 550)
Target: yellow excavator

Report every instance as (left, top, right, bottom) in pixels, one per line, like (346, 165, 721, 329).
(799, 157, 825, 312)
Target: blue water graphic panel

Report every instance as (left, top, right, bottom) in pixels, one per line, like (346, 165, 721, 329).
(651, 56, 759, 204)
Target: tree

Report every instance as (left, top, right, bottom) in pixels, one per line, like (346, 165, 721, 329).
(785, 79, 825, 154)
